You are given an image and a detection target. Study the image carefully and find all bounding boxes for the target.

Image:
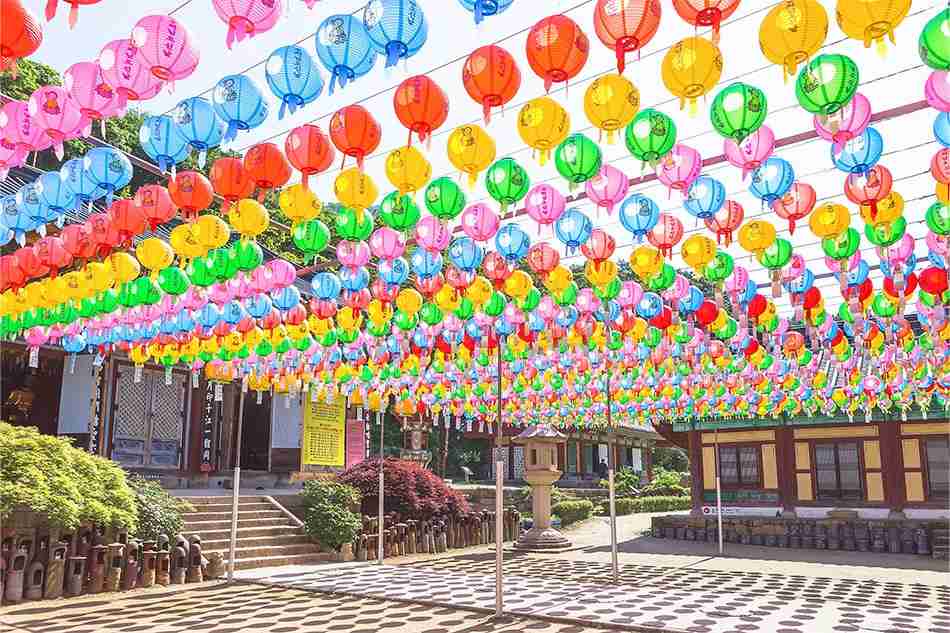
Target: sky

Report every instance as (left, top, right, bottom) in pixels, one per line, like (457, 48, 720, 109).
(20, 0, 944, 319)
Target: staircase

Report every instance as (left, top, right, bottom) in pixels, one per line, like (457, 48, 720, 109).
(933, 526, 949, 560)
(180, 496, 335, 570)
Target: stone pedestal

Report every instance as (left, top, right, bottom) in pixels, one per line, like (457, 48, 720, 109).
(512, 425, 572, 552)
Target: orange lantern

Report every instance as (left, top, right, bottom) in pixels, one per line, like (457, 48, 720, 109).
(169, 170, 214, 220)
(107, 199, 145, 247)
(243, 142, 291, 200)
(671, 0, 740, 44)
(209, 157, 254, 213)
(592, 0, 662, 74)
(329, 104, 381, 170)
(393, 75, 449, 147)
(525, 14, 590, 92)
(284, 124, 335, 190)
(462, 44, 522, 123)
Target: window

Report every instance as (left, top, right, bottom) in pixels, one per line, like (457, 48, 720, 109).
(814, 442, 863, 501)
(717, 446, 760, 487)
(925, 438, 949, 500)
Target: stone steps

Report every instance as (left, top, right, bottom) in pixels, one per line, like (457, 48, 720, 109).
(184, 502, 276, 512)
(932, 529, 949, 560)
(200, 534, 312, 550)
(228, 552, 336, 571)
(183, 517, 291, 531)
(184, 509, 286, 522)
(184, 525, 300, 541)
(204, 543, 319, 559)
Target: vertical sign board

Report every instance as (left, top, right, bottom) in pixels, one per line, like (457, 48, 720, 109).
(88, 361, 105, 455)
(345, 420, 366, 469)
(301, 399, 345, 467)
(199, 381, 216, 472)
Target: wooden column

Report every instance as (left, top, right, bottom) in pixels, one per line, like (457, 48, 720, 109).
(774, 427, 797, 515)
(879, 420, 906, 515)
(577, 440, 585, 475)
(688, 430, 704, 516)
(643, 441, 653, 482)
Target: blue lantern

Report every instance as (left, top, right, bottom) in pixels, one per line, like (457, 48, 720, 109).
(684, 175, 725, 220)
(311, 272, 342, 300)
(16, 182, 52, 231)
(265, 45, 325, 119)
(60, 157, 105, 210)
(36, 171, 75, 227)
(197, 304, 222, 329)
(340, 266, 370, 291)
(363, 0, 428, 68)
(618, 194, 659, 241)
(212, 74, 270, 143)
(173, 97, 225, 168)
(221, 300, 247, 325)
(378, 257, 410, 285)
(846, 259, 870, 286)
(0, 226, 12, 247)
(678, 286, 703, 314)
(882, 253, 917, 277)
(245, 294, 273, 319)
(635, 292, 663, 319)
(494, 223, 530, 263)
(314, 15, 377, 94)
(554, 208, 592, 254)
(556, 306, 578, 328)
(81, 147, 133, 206)
(448, 237, 484, 271)
(410, 246, 442, 278)
(935, 112, 950, 148)
(272, 286, 301, 311)
(749, 157, 794, 205)
(139, 115, 190, 173)
(785, 268, 814, 294)
(0, 194, 39, 246)
(833, 127, 883, 175)
(458, 0, 513, 25)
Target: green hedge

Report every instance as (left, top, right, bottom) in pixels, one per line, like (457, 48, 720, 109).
(624, 496, 691, 513)
(301, 480, 362, 552)
(552, 499, 593, 525)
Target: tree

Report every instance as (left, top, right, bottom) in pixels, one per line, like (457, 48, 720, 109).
(653, 446, 689, 473)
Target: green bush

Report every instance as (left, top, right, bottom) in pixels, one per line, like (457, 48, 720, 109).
(598, 466, 641, 497)
(628, 496, 692, 513)
(0, 423, 137, 531)
(552, 499, 594, 526)
(614, 498, 638, 515)
(639, 466, 690, 498)
(301, 479, 361, 509)
(301, 479, 363, 552)
(128, 476, 192, 541)
(519, 484, 575, 508)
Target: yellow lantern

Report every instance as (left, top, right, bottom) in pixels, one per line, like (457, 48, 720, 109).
(228, 199, 270, 239)
(385, 146, 431, 195)
(809, 202, 850, 238)
(108, 252, 141, 284)
(170, 222, 207, 263)
(681, 235, 717, 272)
(737, 220, 776, 257)
(759, 0, 829, 80)
(543, 265, 573, 294)
(517, 97, 570, 166)
(396, 288, 423, 315)
(222, 331, 245, 353)
(583, 73, 639, 143)
(447, 124, 496, 187)
(584, 260, 617, 287)
(334, 167, 378, 212)
(278, 184, 322, 225)
(629, 245, 663, 279)
(859, 191, 903, 226)
(129, 345, 150, 366)
(434, 284, 461, 312)
(661, 37, 723, 112)
(195, 214, 230, 249)
(938, 181, 950, 205)
(503, 270, 532, 300)
(135, 237, 174, 277)
(61, 271, 87, 302)
(367, 299, 393, 325)
(465, 275, 493, 307)
(336, 306, 363, 331)
(836, 0, 910, 52)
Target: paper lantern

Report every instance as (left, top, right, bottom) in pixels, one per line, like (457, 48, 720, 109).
(937, 112, 950, 148)
(661, 37, 722, 111)
(554, 133, 602, 189)
(684, 175, 725, 220)
(926, 72, 950, 112)
(45, 0, 101, 28)
(27, 86, 85, 159)
(63, 62, 121, 133)
(704, 199, 743, 245)
(379, 192, 421, 232)
(173, 97, 225, 168)
(709, 82, 767, 143)
(0, 101, 51, 165)
(279, 184, 321, 226)
(265, 45, 324, 119)
(844, 165, 892, 217)
(135, 184, 177, 231)
(244, 142, 292, 198)
(759, 0, 828, 80)
(59, 157, 101, 210)
(212, 0, 281, 48)
(836, 0, 910, 51)
(285, 124, 335, 189)
(495, 223, 531, 263)
(447, 124, 496, 187)
(619, 193, 659, 242)
(772, 182, 815, 234)
(525, 15, 589, 92)
(458, 0, 513, 25)
(647, 213, 683, 258)
(932, 148, 950, 184)
(585, 165, 629, 214)
(229, 199, 270, 240)
(393, 75, 448, 147)
(169, 171, 214, 220)
(385, 146, 431, 195)
(334, 167, 379, 211)
(131, 14, 199, 82)
(330, 105, 381, 170)
(315, 14, 377, 93)
(554, 208, 592, 253)
(210, 157, 254, 212)
(59, 223, 95, 259)
(671, 0, 739, 43)
(860, 191, 902, 227)
(749, 157, 794, 205)
(584, 73, 639, 143)
(485, 158, 529, 213)
(795, 54, 859, 115)
(723, 125, 774, 180)
(833, 127, 883, 175)
(212, 74, 269, 142)
(139, 115, 190, 173)
(809, 202, 849, 238)
(814, 92, 871, 152)
(592, 0, 662, 74)
(681, 234, 716, 273)
(82, 147, 132, 207)
(1, 0, 42, 75)
(460, 203, 499, 242)
(656, 144, 701, 194)
(737, 219, 776, 257)
(920, 10, 950, 71)
(525, 184, 565, 229)
(625, 108, 676, 165)
(424, 177, 466, 221)
(35, 171, 74, 226)
(107, 198, 146, 246)
(363, 0, 428, 68)
(98, 39, 164, 105)
(517, 97, 570, 166)
(462, 45, 521, 122)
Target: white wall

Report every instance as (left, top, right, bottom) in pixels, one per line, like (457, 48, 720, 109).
(270, 392, 302, 449)
(57, 355, 96, 435)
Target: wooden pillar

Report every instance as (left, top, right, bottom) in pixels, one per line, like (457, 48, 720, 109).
(577, 440, 585, 475)
(775, 427, 797, 516)
(557, 443, 565, 472)
(644, 441, 653, 482)
(879, 421, 906, 516)
(688, 430, 704, 516)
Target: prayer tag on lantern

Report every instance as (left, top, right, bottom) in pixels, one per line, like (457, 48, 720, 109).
(259, 391, 265, 405)
(215, 382, 223, 402)
(165, 367, 172, 386)
(242, 375, 249, 393)
(29, 347, 39, 368)
(192, 371, 199, 389)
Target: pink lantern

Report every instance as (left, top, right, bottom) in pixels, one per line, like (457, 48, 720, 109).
(927, 230, 948, 257)
(369, 227, 406, 260)
(0, 100, 52, 165)
(878, 233, 914, 266)
(98, 39, 165, 106)
(460, 203, 499, 242)
(131, 15, 200, 83)
(336, 240, 370, 268)
(209, 282, 235, 305)
(703, 199, 743, 245)
(268, 259, 297, 287)
(28, 86, 87, 159)
(782, 254, 805, 283)
(824, 252, 859, 273)
(415, 216, 451, 253)
(933, 148, 950, 184)
(212, 0, 283, 49)
(723, 125, 774, 180)
(64, 62, 122, 133)
(0, 143, 22, 181)
(646, 213, 683, 258)
(524, 183, 565, 230)
(772, 182, 816, 234)
(814, 92, 871, 153)
(584, 164, 629, 214)
(575, 288, 601, 314)
(926, 71, 950, 113)
(655, 144, 701, 195)
(617, 280, 643, 308)
(525, 242, 559, 275)
(579, 228, 615, 262)
(844, 165, 892, 219)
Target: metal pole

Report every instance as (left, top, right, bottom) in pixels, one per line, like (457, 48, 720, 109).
(227, 386, 246, 583)
(378, 410, 385, 564)
(494, 340, 503, 617)
(606, 371, 618, 584)
(715, 428, 724, 556)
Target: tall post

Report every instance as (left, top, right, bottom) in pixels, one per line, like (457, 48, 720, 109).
(714, 427, 723, 556)
(606, 370, 618, 583)
(378, 409, 385, 565)
(227, 387, 246, 583)
(494, 340, 503, 617)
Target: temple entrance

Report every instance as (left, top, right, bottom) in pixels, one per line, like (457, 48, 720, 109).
(110, 364, 188, 469)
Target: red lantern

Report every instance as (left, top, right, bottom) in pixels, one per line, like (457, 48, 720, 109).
(370, 277, 397, 303)
(444, 265, 474, 290)
(1, 0, 42, 75)
(932, 148, 950, 184)
(33, 235, 71, 276)
(45, 0, 101, 28)
(671, 0, 739, 44)
(393, 75, 449, 147)
(919, 267, 949, 296)
(14, 245, 49, 279)
(60, 223, 96, 259)
(135, 184, 177, 230)
(695, 300, 718, 326)
(772, 182, 815, 234)
(309, 298, 337, 319)
(525, 15, 589, 92)
(704, 199, 743, 245)
(85, 212, 122, 256)
(108, 199, 146, 246)
(844, 165, 892, 219)
(580, 229, 615, 262)
(646, 213, 683, 258)
(747, 293, 767, 319)
(743, 338, 759, 358)
(482, 251, 512, 289)
(649, 307, 672, 329)
(169, 170, 214, 220)
(526, 242, 560, 275)
(801, 287, 821, 311)
(883, 272, 917, 299)
(462, 45, 522, 123)
(243, 142, 291, 199)
(210, 157, 254, 212)
(592, 0, 662, 74)
(284, 124, 335, 190)
(0, 254, 26, 290)
(415, 273, 444, 298)
(329, 105, 381, 170)
(341, 288, 370, 311)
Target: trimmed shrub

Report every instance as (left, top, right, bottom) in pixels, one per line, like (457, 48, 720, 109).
(301, 479, 363, 552)
(552, 499, 594, 526)
(598, 466, 641, 497)
(614, 497, 638, 515)
(128, 475, 192, 541)
(639, 467, 690, 498)
(301, 479, 361, 509)
(629, 496, 692, 513)
(339, 458, 471, 519)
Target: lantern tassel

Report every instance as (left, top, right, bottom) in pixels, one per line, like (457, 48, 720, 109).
(68, 3, 78, 28)
(45, 0, 57, 21)
(615, 41, 625, 74)
(302, 173, 310, 191)
(385, 42, 402, 69)
(279, 100, 288, 120)
(482, 99, 491, 124)
(198, 149, 207, 169)
(226, 25, 237, 49)
(474, 0, 485, 24)
(224, 120, 239, 143)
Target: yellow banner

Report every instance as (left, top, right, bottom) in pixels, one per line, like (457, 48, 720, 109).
(301, 398, 345, 466)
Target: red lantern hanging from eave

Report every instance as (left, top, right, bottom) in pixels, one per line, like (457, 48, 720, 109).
(0, 254, 26, 291)
(526, 14, 590, 93)
(671, 0, 740, 44)
(243, 142, 291, 200)
(393, 75, 449, 147)
(285, 124, 335, 190)
(108, 199, 146, 247)
(592, 0, 662, 74)
(169, 170, 214, 220)
(462, 44, 522, 123)
(1, 0, 42, 76)
(135, 184, 178, 231)
(329, 105, 381, 170)
(45, 0, 101, 28)
(210, 157, 254, 212)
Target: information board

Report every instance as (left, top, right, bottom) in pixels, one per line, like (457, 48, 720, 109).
(345, 420, 366, 469)
(301, 399, 345, 466)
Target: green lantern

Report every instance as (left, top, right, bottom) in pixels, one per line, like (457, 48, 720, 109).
(425, 176, 466, 221)
(293, 218, 331, 262)
(647, 262, 676, 292)
(335, 207, 374, 240)
(158, 266, 190, 295)
(553, 282, 577, 307)
(624, 108, 676, 164)
(117, 281, 138, 308)
(757, 237, 792, 270)
(704, 251, 734, 283)
(926, 202, 950, 235)
(864, 216, 906, 247)
(208, 247, 239, 281)
(920, 10, 950, 70)
(554, 133, 602, 189)
(187, 256, 217, 287)
(95, 289, 118, 314)
(133, 277, 161, 305)
(454, 297, 474, 320)
(709, 82, 768, 142)
(378, 191, 421, 232)
(233, 240, 263, 271)
(419, 302, 443, 326)
(484, 292, 506, 317)
(795, 54, 859, 115)
(821, 228, 861, 260)
(485, 158, 530, 213)
(871, 292, 897, 318)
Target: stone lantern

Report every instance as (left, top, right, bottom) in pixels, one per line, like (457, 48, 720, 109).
(513, 425, 571, 551)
